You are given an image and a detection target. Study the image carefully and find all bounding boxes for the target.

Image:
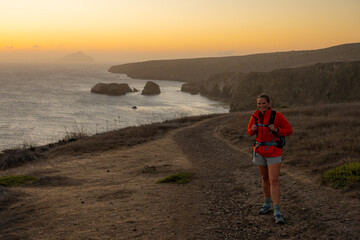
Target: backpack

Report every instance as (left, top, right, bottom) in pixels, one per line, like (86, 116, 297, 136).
(252, 110, 286, 149)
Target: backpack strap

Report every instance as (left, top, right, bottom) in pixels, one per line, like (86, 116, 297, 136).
(254, 111, 276, 127)
(269, 110, 277, 125)
(268, 110, 278, 136)
(253, 110, 286, 152)
(252, 115, 258, 136)
(253, 110, 277, 135)
(252, 115, 258, 124)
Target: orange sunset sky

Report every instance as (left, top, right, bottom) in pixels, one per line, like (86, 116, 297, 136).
(1, 0, 360, 63)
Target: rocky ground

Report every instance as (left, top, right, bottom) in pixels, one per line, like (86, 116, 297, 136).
(174, 115, 359, 239)
(0, 113, 359, 239)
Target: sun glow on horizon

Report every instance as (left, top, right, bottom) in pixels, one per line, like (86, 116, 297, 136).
(1, 0, 360, 62)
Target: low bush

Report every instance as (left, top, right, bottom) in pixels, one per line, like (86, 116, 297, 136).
(0, 175, 38, 187)
(322, 162, 360, 188)
(0, 149, 43, 171)
(157, 172, 193, 184)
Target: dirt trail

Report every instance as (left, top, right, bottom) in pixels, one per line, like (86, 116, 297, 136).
(174, 115, 359, 239)
(0, 114, 359, 239)
(0, 123, 198, 240)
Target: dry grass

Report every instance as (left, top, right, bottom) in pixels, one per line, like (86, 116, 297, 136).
(283, 103, 360, 169)
(46, 114, 218, 157)
(0, 148, 43, 170)
(0, 114, 219, 170)
(216, 102, 360, 191)
(3, 102, 359, 192)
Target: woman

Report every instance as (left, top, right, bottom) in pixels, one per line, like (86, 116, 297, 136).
(247, 94, 292, 224)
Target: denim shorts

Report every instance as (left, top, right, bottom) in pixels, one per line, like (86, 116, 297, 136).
(252, 152, 282, 166)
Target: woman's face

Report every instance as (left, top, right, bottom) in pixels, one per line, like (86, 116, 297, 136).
(257, 97, 270, 113)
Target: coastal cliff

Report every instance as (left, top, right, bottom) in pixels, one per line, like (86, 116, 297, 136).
(181, 72, 240, 102)
(109, 43, 360, 112)
(109, 43, 360, 82)
(185, 61, 360, 111)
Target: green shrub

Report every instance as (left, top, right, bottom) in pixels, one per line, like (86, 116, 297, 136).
(157, 172, 193, 184)
(322, 162, 360, 188)
(0, 175, 38, 187)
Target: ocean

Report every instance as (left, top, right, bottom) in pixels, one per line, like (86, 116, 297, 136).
(0, 63, 228, 151)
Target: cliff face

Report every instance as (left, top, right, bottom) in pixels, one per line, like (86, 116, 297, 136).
(197, 61, 360, 111)
(109, 43, 360, 82)
(181, 72, 240, 102)
(181, 61, 360, 110)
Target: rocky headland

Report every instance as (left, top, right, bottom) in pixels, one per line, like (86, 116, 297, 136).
(109, 43, 360, 111)
(109, 43, 360, 82)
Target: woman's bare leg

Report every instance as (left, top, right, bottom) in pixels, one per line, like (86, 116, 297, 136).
(258, 165, 270, 198)
(267, 163, 281, 205)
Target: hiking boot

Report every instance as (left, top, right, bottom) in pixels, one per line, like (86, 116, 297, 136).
(275, 213, 285, 224)
(259, 204, 272, 214)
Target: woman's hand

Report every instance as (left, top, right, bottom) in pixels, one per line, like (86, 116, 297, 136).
(268, 124, 278, 132)
(251, 124, 258, 131)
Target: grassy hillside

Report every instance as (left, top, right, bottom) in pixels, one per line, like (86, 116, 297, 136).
(109, 43, 360, 82)
(181, 61, 360, 111)
(230, 61, 360, 110)
(216, 102, 360, 197)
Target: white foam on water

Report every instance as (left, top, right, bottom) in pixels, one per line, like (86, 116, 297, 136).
(0, 63, 229, 150)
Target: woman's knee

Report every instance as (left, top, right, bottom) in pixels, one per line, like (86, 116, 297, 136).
(262, 176, 270, 184)
(269, 177, 279, 186)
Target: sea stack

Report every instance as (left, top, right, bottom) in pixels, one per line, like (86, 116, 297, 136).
(91, 83, 133, 96)
(181, 82, 200, 95)
(141, 81, 161, 95)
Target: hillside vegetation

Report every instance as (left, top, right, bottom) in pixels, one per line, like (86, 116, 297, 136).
(109, 43, 360, 82)
(216, 102, 360, 197)
(184, 61, 360, 111)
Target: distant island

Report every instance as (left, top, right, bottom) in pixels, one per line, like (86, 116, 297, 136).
(57, 51, 95, 63)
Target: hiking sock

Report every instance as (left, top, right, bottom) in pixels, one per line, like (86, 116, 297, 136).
(274, 204, 281, 215)
(259, 198, 272, 214)
(274, 204, 285, 224)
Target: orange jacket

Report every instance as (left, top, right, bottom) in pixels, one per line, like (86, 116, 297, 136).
(248, 108, 292, 157)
